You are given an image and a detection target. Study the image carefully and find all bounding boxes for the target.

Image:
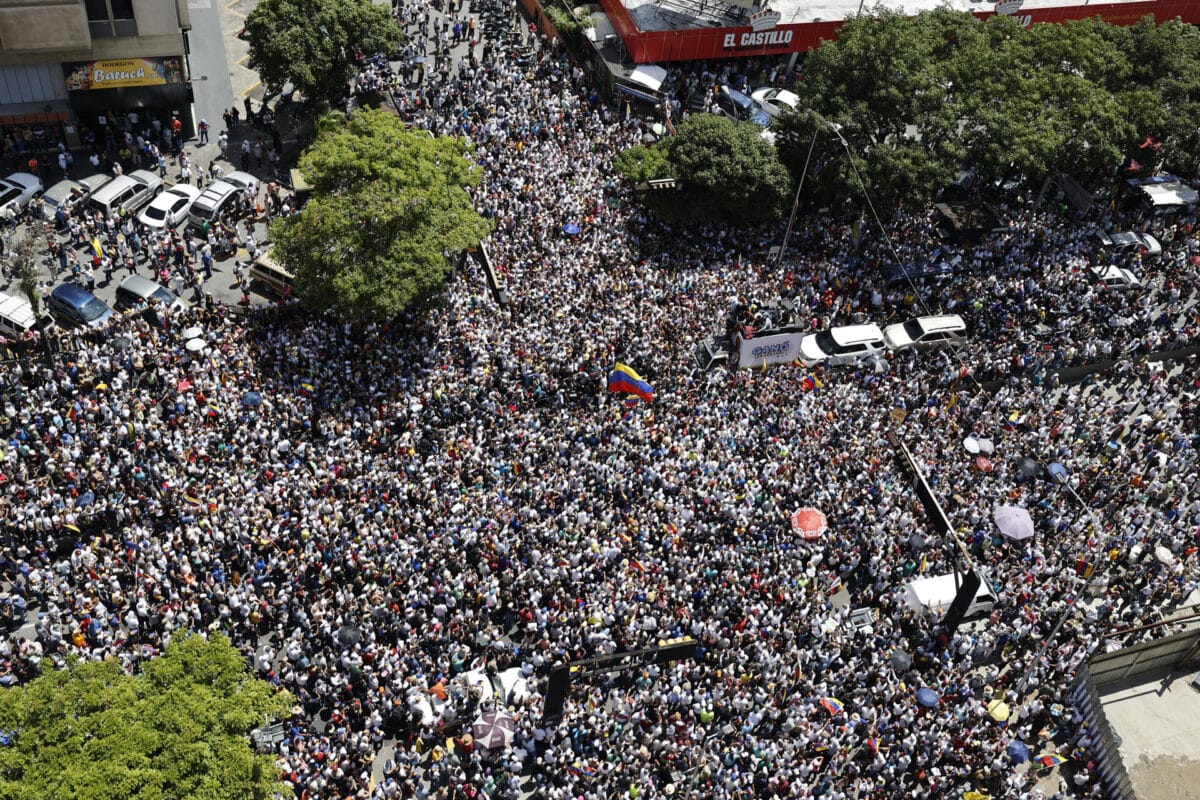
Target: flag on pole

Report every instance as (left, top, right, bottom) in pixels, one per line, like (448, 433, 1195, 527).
(606, 363, 654, 402)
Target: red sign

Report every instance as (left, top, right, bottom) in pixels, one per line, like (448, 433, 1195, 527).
(596, 0, 1200, 64)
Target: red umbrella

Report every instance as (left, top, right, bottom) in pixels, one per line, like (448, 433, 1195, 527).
(790, 508, 827, 541)
(975, 456, 993, 473)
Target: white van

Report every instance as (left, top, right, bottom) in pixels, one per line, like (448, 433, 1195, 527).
(0, 292, 36, 339)
(904, 568, 999, 620)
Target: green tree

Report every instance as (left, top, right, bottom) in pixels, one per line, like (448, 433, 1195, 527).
(1116, 16, 1200, 176)
(775, 8, 971, 213)
(245, 0, 402, 108)
(620, 114, 792, 224)
(613, 144, 671, 185)
(272, 109, 491, 321)
(0, 633, 292, 800)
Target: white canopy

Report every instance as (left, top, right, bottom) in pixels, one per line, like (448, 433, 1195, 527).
(628, 65, 668, 93)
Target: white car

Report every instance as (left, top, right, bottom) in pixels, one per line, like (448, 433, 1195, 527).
(137, 184, 201, 230)
(219, 170, 258, 191)
(798, 324, 887, 367)
(883, 314, 967, 351)
(1093, 230, 1161, 258)
(750, 87, 800, 118)
(1091, 265, 1141, 291)
(0, 172, 44, 217)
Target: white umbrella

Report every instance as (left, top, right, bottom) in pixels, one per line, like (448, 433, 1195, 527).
(993, 505, 1035, 541)
(471, 709, 516, 752)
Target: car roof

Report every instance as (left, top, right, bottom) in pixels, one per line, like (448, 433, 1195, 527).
(128, 169, 161, 184)
(0, 293, 35, 324)
(222, 171, 256, 189)
(163, 184, 201, 198)
(909, 314, 965, 332)
(42, 179, 86, 202)
(51, 283, 96, 306)
(830, 324, 884, 344)
(3, 172, 41, 190)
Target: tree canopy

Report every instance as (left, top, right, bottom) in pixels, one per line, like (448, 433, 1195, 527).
(271, 109, 491, 321)
(773, 9, 1200, 214)
(616, 114, 793, 225)
(245, 0, 402, 108)
(0, 633, 292, 800)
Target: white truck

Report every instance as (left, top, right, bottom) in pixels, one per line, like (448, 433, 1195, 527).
(904, 568, 999, 620)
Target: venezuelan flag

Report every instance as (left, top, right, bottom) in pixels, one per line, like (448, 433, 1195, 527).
(607, 363, 654, 402)
(1037, 753, 1067, 767)
(820, 697, 845, 716)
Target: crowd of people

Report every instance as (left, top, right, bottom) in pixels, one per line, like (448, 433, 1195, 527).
(1, 5, 1199, 800)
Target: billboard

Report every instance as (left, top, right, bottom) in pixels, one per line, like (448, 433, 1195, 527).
(736, 332, 804, 368)
(64, 57, 185, 91)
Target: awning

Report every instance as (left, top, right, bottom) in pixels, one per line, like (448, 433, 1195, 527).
(627, 65, 667, 93)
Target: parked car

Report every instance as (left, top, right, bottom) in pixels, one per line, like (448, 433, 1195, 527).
(39, 174, 110, 220)
(0, 172, 43, 217)
(715, 86, 770, 127)
(750, 87, 799, 118)
(798, 324, 887, 367)
(219, 170, 258, 191)
(137, 184, 201, 230)
(1091, 265, 1141, 291)
(883, 314, 967, 351)
(1092, 230, 1161, 258)
(47, 283, 113, 328)
(87, 170, 163, 218)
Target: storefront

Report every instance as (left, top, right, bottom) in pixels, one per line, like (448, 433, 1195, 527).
(63, 56, 194, 145)
(594, 0, 1200, 64)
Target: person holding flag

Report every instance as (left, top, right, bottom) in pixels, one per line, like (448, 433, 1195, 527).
(606, 363, 654, 403)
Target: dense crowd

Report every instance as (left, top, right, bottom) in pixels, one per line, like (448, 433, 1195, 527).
(2, 5, 1200, 800)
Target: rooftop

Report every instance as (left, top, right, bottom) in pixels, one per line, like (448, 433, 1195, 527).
(622, 0, 1155, 32)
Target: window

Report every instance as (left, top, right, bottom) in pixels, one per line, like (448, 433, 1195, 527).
(86, 0, 138, 38)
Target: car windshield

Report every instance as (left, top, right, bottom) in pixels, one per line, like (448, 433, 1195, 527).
(152, 287, 177, 304)
(80, 297, 110, 322)
(814, 331, 838, 355)
(144, 206, 167, 220)
(903, 320, 926, 340)
(0, 187, 20, 205)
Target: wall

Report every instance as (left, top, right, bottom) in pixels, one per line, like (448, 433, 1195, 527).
(0, 1, 90, 54)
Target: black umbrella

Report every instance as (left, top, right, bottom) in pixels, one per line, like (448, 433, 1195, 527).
(889, 649, 912, 672)
(336, 625, 362, 647)
(1017, 457, 1040, 478)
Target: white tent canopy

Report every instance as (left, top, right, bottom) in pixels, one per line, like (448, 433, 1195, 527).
(627, 65, 668, 93)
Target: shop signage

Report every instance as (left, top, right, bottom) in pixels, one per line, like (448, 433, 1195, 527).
(993, 0, 1032, 27)
(64, 57, 185, 91)
(723, 8, 793, 50)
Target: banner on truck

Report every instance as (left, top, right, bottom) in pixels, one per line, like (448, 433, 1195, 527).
(737, 332, 805, 368)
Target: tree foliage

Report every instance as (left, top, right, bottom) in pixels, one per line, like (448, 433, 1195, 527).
(774, 9, 1200, 214)
(272, 109, 491, 321)
(0, 633, 292, 800)
(617, 114, 793, 225)
(245, 0, 402, 108)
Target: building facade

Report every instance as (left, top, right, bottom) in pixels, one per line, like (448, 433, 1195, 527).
(595, 0, 1200, 64)
(0, 0, 192, 170)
